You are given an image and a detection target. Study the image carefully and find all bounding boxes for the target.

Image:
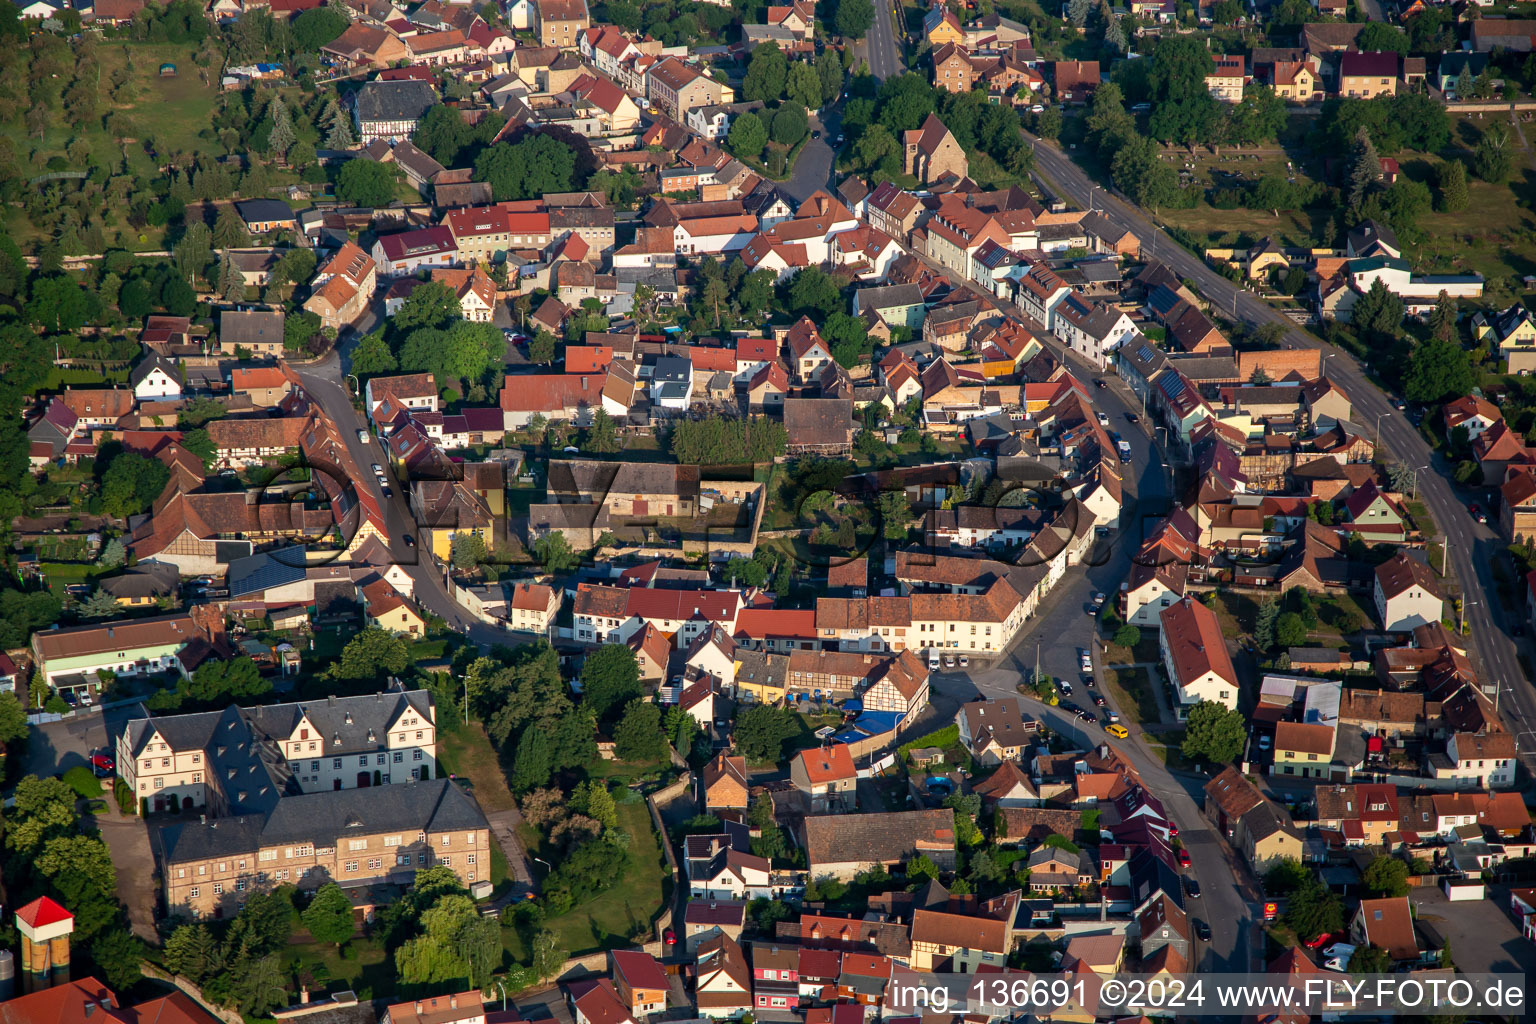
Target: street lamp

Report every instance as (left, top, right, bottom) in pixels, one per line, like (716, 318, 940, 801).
(495, 980, 508, 1011)
(344, 373, 359, 397)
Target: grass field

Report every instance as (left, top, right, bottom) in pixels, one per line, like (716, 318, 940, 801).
(513, 796, 670, 958)
(1102, 665, 1160, 724)
(435, 717, 518, 815)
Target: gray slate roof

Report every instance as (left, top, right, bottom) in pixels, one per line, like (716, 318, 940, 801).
(354, 80, 437, 124)
(159, 776, 487, 864)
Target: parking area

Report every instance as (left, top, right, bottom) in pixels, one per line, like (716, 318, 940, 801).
(1410, 885, 1536, 976)
(20, 708, 131, 782)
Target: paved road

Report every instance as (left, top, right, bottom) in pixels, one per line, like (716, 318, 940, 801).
(864, 0, 907, 82)
(1025, 132, 1536, 772)
(782, 109, 843, 203)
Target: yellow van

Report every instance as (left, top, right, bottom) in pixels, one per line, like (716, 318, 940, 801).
(1105, 724, 1130, 739)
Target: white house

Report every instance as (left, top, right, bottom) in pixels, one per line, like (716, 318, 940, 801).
(1054, 294, 1139, 370)
(371, 226, 459, 277)
(130, 354, 182, 401)
(1159, 596, 1239, 714)
(649, 355, 694, 411)
(1437, 731, 1517, 790)
(1373, 553, 1444, 632)
(688, 846, 773, 901)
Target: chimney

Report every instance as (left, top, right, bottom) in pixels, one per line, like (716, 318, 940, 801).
(450, 995, 458, 1010)
(416, 1003, 423, 1015)
(300, 987, 310, 1005)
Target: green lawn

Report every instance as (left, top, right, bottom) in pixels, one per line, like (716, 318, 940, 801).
(520, 797, 671, 957)
(434, 717, 517, 815)
(1102, 666, 1160, 725)
(284, 936, 395, 1002)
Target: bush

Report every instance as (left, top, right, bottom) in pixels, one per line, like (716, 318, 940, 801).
(63, 765, 101, 800)
(114, 778, 135, 816)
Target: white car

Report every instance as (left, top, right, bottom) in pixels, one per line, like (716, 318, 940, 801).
(1097, 412, 1109, 426)
(357, 429, 370, 443)
(371, 464, 383, 475)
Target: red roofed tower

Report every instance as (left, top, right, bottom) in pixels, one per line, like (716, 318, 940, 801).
(15, 896, 73, 991)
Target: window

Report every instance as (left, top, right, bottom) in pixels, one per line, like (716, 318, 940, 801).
(192, 773, 202, 783)
(236, 880, 246, 892)
(177, 868, 186, 878)
(259, 850, 276, 862)
(190, 887, 200, 898)
(377, 754, 387, 765)
(468, 854, 476, 865)
(368, 858, 382, 869)
(441, 855, 451, 866)
(348, 840, 367, 852)
(416, 730, 424, 740)
(310, 761, 319, 773)
(393, 752, 403, 763)
(413, 750, 423, 761)
(213, 883, 223, 895)
(276, 870, 289, 880)
(344, 860, 359, 872)
(398, 854, 412, 866)
(359, 756, 368, 767)
(162, 758, 171, 767)
(384, 835, 400, 847)
(441, 835, 451, 846)
(153, 778, 163, 790)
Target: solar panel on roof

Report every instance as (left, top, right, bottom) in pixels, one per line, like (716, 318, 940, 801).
(1137, 344, 1154, 362)
(1161, 375, 1187, 400)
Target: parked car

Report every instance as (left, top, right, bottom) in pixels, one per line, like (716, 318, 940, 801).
(1095, 379, 1107, 389)
(1177, 848, 1191, 868)
(1185, 878, 1201, 898)
(1058, 681, 1073, 696)
(1097, 412, 1110, 426)
(1195, 920, 1211, 941)
(1106, 723, 1129, 739)
(664, 928, 676, 946)
(1125, 412, 1139, 423)
(1093, 695, 1106, 707)
(90, 752, 115, 776)
(371, 464, 383, 475)
(958, 655, 969, 667)
(1258, 734, 1272, 751)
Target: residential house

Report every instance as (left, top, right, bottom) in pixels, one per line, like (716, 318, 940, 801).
(536, 0, 589, 48)
(131, 354, 182, 401)
(1159, 596, 1239, 714)
(611, 950, 669, 1018)
(1373, 553, 1443, 632)
(908, 908, 1010, 972)
(353, 79, 438, 143)
(695, 934, 752, 1020)
(791, 743, 857, 813)
(219, 309, 285, 357)
(956, 697, 1036, 765)
(800, 808, 956, 880)
(158, 778, 490, 918)
(1338, 51, 1399, 99)
(1349, 896, 1422, 964)
(685, 901, 747, 953)
(700, 753, 748, 815)
(305, 242, 377, 331)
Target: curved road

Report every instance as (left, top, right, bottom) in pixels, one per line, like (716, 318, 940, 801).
(1023, 133, 1536, 768)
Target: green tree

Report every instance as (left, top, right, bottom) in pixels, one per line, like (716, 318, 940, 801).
(163, 923, 224, 983)
(36, 835, 119, 943)
(232, 954, 288, 1016)
(1284, 875, 1344, 942)
(1275, 611, 1307, 648)
(0, 691, 29, 744)
(835, 0, 874, 38)
(583, 409, 620, 453)
(1474, 122, 1514, 183)
(214, 205, 250, 249)
(302, 883, 355, 945)
(853, 123, 900, 175)
(1254, 598, 1279, 651)
(613, 699, 666, 762)
(350, 330, 398, 378)
(512, 726, 552, 792)
(77, 588, 121, 619)
(771, 104, 808, 145)
(395, 281, 461, 332)
(1404, 338, 1475, 404)
(531, 928, 566, 983)
(1363, 855, 1410, 898)
(266, 97, 295, 159)
(1349, 945, 1393, 974)
(1180, 700, 1246, 764)
(101, 452, 171, 519)
(528, 329, 557, 364)
(532, 531, 579, 570)
(817, 49, 844, 106)
(1264, 857, 1311, 895)
(1350, 279, 1405, 342)
(581, 644, 643, 720)
(329, 628, 411, 681)
(787, 62, 823, 110)
(1113, 624, 1140, 648)
(878, 490, 911, 540)
(293, 7, 349, 50)
(1435, 158, 1469, 213)
(727, 111, 768, 159)
(450, 532, 488, 570)
(92, 930, 144, 992)
(1347, 126, 1380, 215)
(742, 42, 788, 102)
(1428, 293, 1458, 343)
(475, 133, 578, 201)
(571, 779, 618, 829)
(734, 705, 799, 763)
(337, 159, 398, 206)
